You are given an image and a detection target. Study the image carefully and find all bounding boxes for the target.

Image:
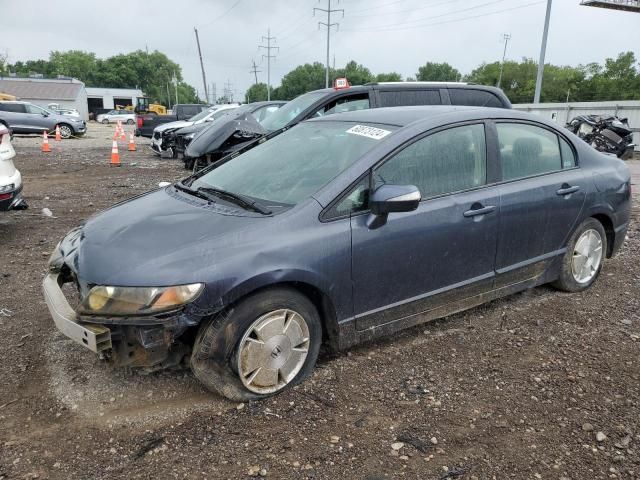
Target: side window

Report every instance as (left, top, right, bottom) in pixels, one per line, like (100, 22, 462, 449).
(497, 123, 562, 181)
(559, 137, 576, 168)
(25, 104, 44, 114)
(313, 94, 370, 117)
(325, 175, 370, 219)
(449, 89, 503, 107)
(378, 90, 441, 107)
(374, 124, 487, 199)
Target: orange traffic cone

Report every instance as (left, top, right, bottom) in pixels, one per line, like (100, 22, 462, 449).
(120, 128, 126, 141)
(128, 133, 136, 151)
(42, 130, 51, 153)
(113, 125, 119, 141)
(55, 125, 61, 142)
(110, 140, 121, 166)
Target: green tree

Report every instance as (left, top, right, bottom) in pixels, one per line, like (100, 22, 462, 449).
(336, 60, 374, 85)
(49, 50, 98, 82)
(245, 83, 269, 102)
(276, 62, 328, 100)
(416, 62, 461, 82)
(375, 72, 402, 82)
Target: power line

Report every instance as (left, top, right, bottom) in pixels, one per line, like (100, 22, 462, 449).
(259, 28, 279, 100)
(198, 0, 243, 28)
(314, 0, 344, 88)
(341, 1, 544, 32)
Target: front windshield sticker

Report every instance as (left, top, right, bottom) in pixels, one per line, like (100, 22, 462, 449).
(346, 125, 391, 140)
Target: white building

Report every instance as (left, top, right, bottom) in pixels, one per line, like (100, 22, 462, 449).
(85, 87, 144, 116)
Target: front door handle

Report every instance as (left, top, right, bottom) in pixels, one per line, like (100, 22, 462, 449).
(463, 205, 496, 218)
(556, 185, 580, 196)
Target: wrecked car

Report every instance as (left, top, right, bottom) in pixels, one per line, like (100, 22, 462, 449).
(180, 101, 285, 170)
(151, 104, 239, 157)
(0, 123, 27, 212)
(43, 106, 630, 401)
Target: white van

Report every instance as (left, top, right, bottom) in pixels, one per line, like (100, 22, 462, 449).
(0, 124, 27, 211)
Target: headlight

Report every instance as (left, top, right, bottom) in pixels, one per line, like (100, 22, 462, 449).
(82, 283, 203, 316)
(185, 133, 196, 140)
(0, 183, 14, 193)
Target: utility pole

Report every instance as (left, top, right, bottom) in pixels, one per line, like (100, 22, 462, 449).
(314, 0, 344, 88)
(259, 28, 278, 101)
(497, 33, 511, 89)
(166, 82, 171, 107)
(211, 82, 216, 104)
(173, 71, 178, 106)
(249, 60, 262, 85)
(194, 27, 209, 104)
(534, 0, 553, 104)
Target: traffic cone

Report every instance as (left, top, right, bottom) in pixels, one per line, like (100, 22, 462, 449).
(120, 126, 126, 141)
(110, 140, 121, 166)
(112, 124, 119, 140)
(128, 133, 136, 151)
(41, 130, 51, 153)
(55, 125, 61, 142)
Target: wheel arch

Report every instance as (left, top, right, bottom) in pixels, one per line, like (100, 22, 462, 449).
(220, 276, 341, 351)
(590, 212, 615, 258)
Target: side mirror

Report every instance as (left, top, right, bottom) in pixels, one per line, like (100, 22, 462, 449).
(367, 184, 420, 229)
(158, 181, 171, 188)
(42, 112, 49, 117)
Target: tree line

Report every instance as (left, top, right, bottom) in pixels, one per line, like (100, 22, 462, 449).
(2, 49, 639, 107)
(246, 51, 640, 105)
(0, 50, 199, 105)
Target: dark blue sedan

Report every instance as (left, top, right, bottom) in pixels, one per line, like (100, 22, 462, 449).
(43, 106, 631, 400)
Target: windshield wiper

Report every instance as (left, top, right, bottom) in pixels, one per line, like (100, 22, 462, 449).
(197, 187, 272, 215)
(174, 181, 211, 200)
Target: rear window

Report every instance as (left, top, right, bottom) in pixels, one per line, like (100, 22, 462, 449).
(180, 105, 201, 117)
(0, 103, 25, 113)
(379, 90, 441, 107)
(449, 89, 503, 107)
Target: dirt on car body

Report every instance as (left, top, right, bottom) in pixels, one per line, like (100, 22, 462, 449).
(1, 132, 639, 479)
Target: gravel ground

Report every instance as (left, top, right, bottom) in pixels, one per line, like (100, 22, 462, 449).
(0, 132, 639, 480)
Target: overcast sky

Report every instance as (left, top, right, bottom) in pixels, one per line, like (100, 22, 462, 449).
(2, 0, 640, 101)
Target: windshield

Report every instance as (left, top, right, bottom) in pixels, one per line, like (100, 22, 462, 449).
(189, 108, 216, 122)
(192, 121, 397, 206)
(260, 91, 326, 132)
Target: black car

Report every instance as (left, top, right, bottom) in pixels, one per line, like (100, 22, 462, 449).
(170, 101, 284, 165)
(184, 82, 512, 171)
(43, 106, 630, 401)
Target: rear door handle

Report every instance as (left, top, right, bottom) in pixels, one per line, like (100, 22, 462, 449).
(463, 205, 496, 217)
(556, 185, 580, 196)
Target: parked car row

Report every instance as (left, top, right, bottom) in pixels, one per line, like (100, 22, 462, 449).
(43, 79, 631, 402)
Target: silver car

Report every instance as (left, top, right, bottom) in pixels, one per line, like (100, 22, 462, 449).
(96, 110, 136, 125)
(0, 101, 87, 138)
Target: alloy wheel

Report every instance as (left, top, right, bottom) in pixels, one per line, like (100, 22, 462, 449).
(237, 309, 310, 394)
(571, 228, 603, 284)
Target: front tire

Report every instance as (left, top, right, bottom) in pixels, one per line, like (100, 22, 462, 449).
(101, 118, 109, 125)
(191, 288, 322, 401)
(58, 124, 72, 139)
(552, 218, 607, 292)
(126, 119, 135, 125)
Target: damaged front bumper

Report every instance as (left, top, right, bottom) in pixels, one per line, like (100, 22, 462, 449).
(44, 232, 203, 370)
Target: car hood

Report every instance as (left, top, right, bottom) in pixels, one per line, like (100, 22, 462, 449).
(175, 122, 209, 136)
(69, 188, 269, 286)
(155, 120, 192, 133)
(184, 112, 266, 158)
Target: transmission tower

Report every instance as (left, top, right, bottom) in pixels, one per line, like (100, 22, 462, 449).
(314, 0, 344, 88)
(259, 28, 278, 101)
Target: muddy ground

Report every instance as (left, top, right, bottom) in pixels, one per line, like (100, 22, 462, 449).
(1, 127, 639, 480)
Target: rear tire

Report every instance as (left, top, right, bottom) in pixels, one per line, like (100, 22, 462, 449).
(126, 119, 135, 125)
(191, 288, 322, 401)
(101, 119, 109, 125)
(552, 218, 607, 292)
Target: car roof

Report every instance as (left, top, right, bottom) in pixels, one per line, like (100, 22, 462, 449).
(307, 81, 504, 95)
(307, 105, 550, 129)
